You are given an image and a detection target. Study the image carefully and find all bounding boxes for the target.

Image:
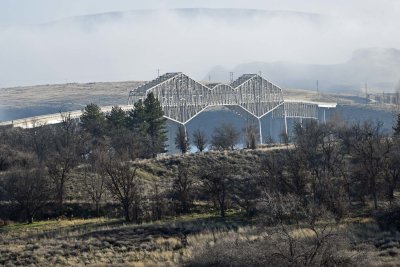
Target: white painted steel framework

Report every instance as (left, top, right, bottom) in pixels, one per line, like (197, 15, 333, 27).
(128, 72, 335, 144)
(128, 72, 286, 124)
(0, 72, 336, 146)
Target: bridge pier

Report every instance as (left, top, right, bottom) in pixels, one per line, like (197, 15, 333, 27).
(284, 112, 288, 135)
(258, 118, 262, 144)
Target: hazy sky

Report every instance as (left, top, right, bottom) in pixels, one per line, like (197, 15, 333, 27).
(2, 0, 399, 24)
(1, 0, 399, 87)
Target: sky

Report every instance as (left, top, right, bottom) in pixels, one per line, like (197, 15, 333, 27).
(0, 0, 400, 87)
(1, 0, 399, 25)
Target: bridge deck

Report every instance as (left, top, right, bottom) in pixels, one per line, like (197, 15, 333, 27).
(0, 105, 133, 129)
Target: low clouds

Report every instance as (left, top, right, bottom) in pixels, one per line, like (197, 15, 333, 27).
(0, 7, 400, 87)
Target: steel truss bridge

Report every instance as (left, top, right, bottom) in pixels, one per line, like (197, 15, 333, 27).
(128, 72, 336, 144)
(0, 72, 336, 146)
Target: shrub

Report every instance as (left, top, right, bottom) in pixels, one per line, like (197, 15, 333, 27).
(187, 226, 359, 267)
(0, 218, 11, 226)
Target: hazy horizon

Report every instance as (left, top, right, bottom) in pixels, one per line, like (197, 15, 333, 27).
(1, 1, 400, 89)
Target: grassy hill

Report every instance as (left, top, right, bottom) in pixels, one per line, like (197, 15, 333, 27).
(1, 148, 400, 266)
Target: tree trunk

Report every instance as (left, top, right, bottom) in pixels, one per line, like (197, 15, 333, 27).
(373, 191, 378, 210)
(95, 202, 100, 216)
(372, 176, 378, 209)
(58, 173, 66, 212)
(123, 202, 131, 222)
(219, 196, 225, 218)
(220, 205, 225, 217)
(27, 212, 34, 224)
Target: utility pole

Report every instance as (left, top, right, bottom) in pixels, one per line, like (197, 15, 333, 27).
(229, 72, 234, 83)
(157, 69, 160, 77)
(316, 80, 319, 97)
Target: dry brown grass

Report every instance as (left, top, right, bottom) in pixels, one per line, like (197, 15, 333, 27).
(1, 215, 400, 266)
(0, 81, 144, 109)
(0, 214, 244, 266)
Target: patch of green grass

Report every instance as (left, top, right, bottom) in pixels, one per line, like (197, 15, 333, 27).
(0, 217, 118, 233)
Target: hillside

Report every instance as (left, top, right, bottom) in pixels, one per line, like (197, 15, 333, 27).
(207, 48, 400, 93)
(1, 148, 400, 266)
(0, 81, 143, 121)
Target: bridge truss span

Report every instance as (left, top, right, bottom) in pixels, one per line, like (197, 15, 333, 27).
(128, 72, 286, 124)
(0, 72, 337, 149)
(128, 72, 336, 144)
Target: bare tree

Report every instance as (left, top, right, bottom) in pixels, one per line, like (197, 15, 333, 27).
(350, 121, 390, 209)
(173, 162, 195, 213)
(27, 125, 52, 163)
(231, 173, 261, 217)
(383, 139, 400, 202)
(263, 197, 353, 266)
(47, 113, 81, 211)
(211, 123, 239, 151)
(189, 196, 357, 267)
(279, 130, 289, 145)
(175, 125, 190, 154)
(244, 124, 258, 149)
(149, 180, 166, 220)
(109, 127, 145, 161)
(5, 168, 52, 223)
(104, 160, 143, 222)
(192, 128, 207, 152)
(260, 151, 290, 194)
(80, 147, 108, 216)
(200, 162, 234, 217)
(284, 148, 308, 202)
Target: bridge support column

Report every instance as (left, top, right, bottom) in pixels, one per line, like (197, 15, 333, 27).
(258, 118, 263, 144)
(284, 113, 288, 135)
(183, 123, 188, 146)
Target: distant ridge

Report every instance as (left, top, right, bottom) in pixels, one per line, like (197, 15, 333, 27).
(43, 8, 326, 26)
(207, 47, 400, 93)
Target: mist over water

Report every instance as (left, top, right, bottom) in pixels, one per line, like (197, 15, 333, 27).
(1, 8, 400, 88)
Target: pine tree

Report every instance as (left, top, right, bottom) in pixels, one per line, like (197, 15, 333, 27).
(127, 100, 148, 133)
(143, 93, 167, 157)
(393, 113, 400, 137)
(107, 106, 127, 130)
(80, 103, 106, 138)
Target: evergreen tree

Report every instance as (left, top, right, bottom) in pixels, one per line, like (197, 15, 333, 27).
(393, 113, 400, 137)
(126, 94, 167, 158)
(143, 93, 167, 157)
(127, 100, 148, 133)
(107, 106, 127, 130)
(80, 103, 106, 138)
